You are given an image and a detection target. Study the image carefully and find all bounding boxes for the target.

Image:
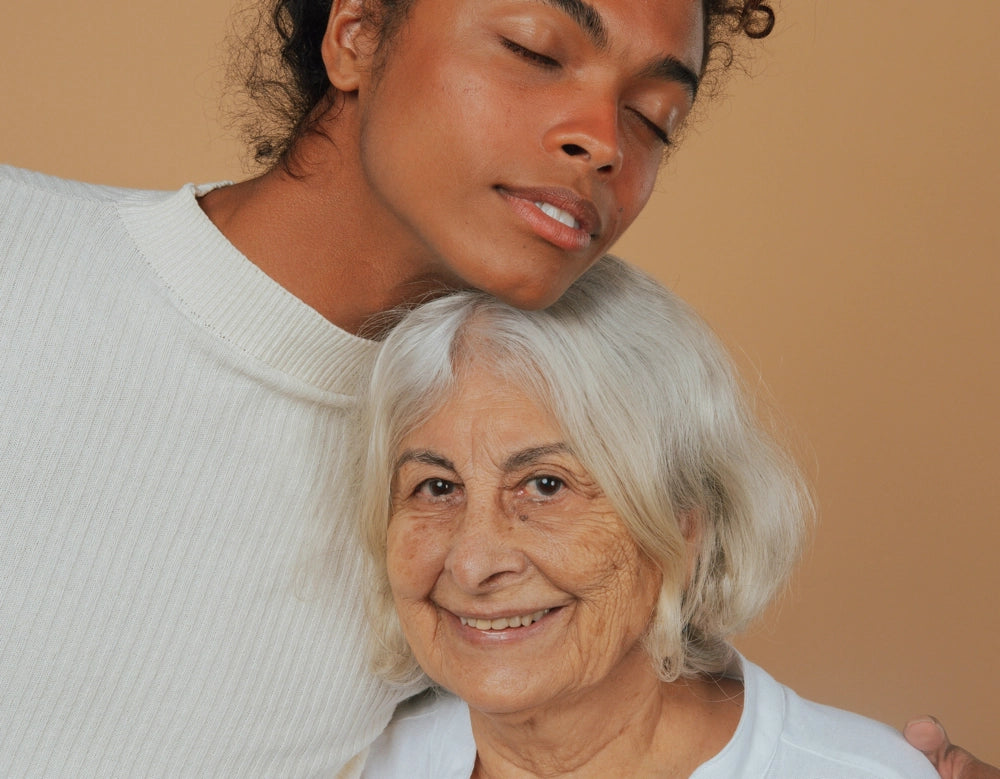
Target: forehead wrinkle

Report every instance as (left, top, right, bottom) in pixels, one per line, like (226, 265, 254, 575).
(538, 0, 608, 48)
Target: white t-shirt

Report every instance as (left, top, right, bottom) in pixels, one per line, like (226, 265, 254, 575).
(363, 655, 938, 778)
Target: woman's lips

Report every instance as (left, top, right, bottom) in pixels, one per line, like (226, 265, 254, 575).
(458, 608, 552, 631)
(534, 202, 580, 230)
(497, 186, 601, 251)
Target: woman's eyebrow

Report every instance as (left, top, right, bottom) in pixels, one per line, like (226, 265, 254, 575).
(502, 443, 573, 472)
(537, 0, 700, 96)
(394, 449, 455, 473)
(539, 0, 608, 48)
(639, 56, 701, 99)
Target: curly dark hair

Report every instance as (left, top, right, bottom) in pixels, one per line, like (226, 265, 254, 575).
(229, 0, 775, 168)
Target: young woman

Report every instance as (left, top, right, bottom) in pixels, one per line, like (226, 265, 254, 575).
(199, 0, 718, 328)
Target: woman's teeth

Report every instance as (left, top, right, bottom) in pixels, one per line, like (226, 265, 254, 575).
(535, 201, 580, 230)
(459, 609, 551, 631)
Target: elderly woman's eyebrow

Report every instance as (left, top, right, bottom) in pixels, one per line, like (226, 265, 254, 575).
(503, 443, 574, 472)
(394, 449, 455, 473)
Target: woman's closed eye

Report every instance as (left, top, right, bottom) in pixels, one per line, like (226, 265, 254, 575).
(628, 108, 671, 146)
(500, 37, 560, 68)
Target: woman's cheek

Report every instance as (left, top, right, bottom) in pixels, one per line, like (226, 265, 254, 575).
(387, 518, 445, 596)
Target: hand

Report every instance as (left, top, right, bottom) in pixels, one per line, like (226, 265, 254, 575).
(904, 716, 1000, 779)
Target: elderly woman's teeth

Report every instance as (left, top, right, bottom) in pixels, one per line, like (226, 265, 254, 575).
(534, 201, 580, 230)
(460, 609, 550, 631)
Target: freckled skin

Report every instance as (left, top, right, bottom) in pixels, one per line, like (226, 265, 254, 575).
(386, 363, 663, 717)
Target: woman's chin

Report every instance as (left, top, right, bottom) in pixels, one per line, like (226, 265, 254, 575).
(451, 681, 553, 719)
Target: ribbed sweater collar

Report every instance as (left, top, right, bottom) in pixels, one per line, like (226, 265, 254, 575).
(118, 182, 379, 398)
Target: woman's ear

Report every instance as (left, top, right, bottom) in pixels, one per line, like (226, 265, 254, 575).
(321, 0, 371, 92)
(677, 511, 702, 586)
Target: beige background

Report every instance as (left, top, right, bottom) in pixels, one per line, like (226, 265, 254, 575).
(3, 0, 997, 762)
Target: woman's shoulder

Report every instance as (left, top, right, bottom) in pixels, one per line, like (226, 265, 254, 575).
(0, 165, 193, 239)
(362, 688, 476, 779)
(0, 165, 150, 204)
(701, 656, 940, 778)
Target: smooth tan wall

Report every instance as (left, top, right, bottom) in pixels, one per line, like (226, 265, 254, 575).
(3, 0, 997, 762)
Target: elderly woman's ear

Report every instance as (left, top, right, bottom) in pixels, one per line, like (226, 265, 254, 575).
(677, 510, 702, 587)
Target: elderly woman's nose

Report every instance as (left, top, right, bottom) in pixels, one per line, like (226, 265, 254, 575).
(443, 500, 528, 591)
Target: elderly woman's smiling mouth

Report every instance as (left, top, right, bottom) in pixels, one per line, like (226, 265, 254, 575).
(454, 608, 553, 632)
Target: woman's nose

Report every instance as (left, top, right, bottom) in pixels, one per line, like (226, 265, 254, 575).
(443, 498, 528, 592)
(544, 98, 624, 175)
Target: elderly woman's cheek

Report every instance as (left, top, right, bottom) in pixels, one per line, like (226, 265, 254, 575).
(566, 523, 659, 626)
(605, 540, 662, 636)
(386, 517, 443, 598)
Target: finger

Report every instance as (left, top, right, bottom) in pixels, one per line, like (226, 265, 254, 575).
(904, 716, 949, 763)
(904, 717, 1000, 779)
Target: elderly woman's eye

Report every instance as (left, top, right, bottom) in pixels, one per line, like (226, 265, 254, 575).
(527, 475, 564, 497)
(416, 478, 455, 498)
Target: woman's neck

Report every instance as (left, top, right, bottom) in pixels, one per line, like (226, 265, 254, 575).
(468, 660, 743, 779)
(198, 122, 463, 336)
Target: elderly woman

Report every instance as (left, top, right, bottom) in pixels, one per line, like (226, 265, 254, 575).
(356, 256, 938, 777)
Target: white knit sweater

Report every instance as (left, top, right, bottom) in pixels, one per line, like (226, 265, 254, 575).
(0, 166, 416, 776)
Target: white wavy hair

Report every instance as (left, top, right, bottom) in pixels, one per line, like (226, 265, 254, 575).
(356, 256, 810, 684)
